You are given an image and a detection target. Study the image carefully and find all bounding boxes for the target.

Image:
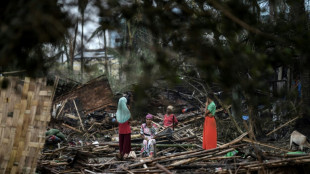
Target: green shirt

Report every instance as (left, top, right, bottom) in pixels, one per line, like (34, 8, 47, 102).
(207, 101, 216, 116)
(46, 129, 66, 140)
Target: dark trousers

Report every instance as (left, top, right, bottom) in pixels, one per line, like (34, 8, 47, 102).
(119, 133, 131, 155)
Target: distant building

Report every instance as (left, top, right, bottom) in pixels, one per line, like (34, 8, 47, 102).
(74, 49, 119, 76)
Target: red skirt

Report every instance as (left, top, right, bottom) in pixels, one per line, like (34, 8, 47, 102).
(119, 133, 131, 155)
(202, 116, 217, 150)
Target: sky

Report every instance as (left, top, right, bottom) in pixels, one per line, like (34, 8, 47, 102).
(61, 0, 111, 50)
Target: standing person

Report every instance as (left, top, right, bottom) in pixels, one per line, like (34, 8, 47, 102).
(116, 95, 131, 159)
(140, 114, 157, 158)
(202, 96, 217, 150)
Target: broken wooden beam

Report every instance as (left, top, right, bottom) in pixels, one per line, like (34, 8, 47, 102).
(155, 163, 173, 174)
(55, 99, 67, 119)
(62, 123, 82, 133)
(73, 99, 85, 131)
(242, 137, 291, 152)
(266, 116, 299, 136)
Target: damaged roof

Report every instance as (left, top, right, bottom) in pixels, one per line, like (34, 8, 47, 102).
(54, 75, 117, 114)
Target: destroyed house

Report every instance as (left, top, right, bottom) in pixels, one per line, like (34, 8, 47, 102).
(53, 75, 117, 117)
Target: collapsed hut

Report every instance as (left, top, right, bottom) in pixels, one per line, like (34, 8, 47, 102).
(53, 75, 116, 115)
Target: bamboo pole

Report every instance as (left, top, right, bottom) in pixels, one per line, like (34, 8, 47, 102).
(50, 76, 59, 101)
(266, 116, 299, 136)
(156, 147, 175, 156)
(242, 155, 310, 168)
(219, 132, 248, 148)
(128, 133, 247, 169)
(55, 99, 67, 119)
(62, 123, 82, 133)
(73, 99, 85, 131)
(1, 70, 26, 75)
(120, 166, 134, 174)
(98, 143, 199, 148)
(169, 147, 235, 166)
(242, 138, 291, 152)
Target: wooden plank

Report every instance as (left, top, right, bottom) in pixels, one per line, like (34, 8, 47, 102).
(50, 76, 59, 101)
(73, 99, 85, 131)
(55, 99, 67, 119)
(64, 113, 79, 120)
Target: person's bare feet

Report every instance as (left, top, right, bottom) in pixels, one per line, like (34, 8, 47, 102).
(115, 153, 123, 160)
(149, 152, 154, 158)
(145, 154, 153, 159)
(123, 153, 128, 159)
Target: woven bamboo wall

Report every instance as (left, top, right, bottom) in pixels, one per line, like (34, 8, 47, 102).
(0, 77, 53, 174)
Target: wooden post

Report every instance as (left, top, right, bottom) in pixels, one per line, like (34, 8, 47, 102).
(73, 99, 85, 131)
(55, 99, 67, 119)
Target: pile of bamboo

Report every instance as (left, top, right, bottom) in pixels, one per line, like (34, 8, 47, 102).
(37, 130, 310, 173)
(36, 82, 310, 173)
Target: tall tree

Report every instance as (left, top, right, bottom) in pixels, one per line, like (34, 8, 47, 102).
(78, 0, 89, 81)
(91, 0, 310, 126)
(88, 20, 110, 76)
(286, 0, 310, 115)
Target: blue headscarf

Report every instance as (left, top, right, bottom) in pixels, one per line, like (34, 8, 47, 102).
(116, 97, 131, 123)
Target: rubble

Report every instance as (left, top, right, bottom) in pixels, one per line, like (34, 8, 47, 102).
(36, 77, 310, 173)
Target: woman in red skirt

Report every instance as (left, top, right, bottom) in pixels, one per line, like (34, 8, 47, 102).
(116, 95, 131, 159)
(202, 97, 217, 150)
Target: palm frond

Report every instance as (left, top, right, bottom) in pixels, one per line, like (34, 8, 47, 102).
(87, 26, 104, 42)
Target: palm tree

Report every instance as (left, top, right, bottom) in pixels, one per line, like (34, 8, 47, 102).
(88, 21, 109, 75)
(78, 0, 89, 81)
(88, 12, 122, 76)
(63, 19, 78, 71)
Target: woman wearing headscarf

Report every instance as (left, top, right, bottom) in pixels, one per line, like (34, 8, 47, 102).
(202, 96, 217, 150)
(140, 114, 157, 158)
(116, 96, 131, 159)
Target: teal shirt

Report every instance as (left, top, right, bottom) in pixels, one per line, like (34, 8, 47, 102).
(207, 101, 216, 116)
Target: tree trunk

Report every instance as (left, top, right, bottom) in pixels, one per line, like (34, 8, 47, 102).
(269, 0, 276, 22)
(301, 57, 310, 113)
(72, 20, 78, 71)
(103, 29, 109, 76)
(287, 0, 310, 118)
(64, 40, 70, 70)
(81, 13, 85, 81)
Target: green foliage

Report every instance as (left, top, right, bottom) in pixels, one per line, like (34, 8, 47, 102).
(91, 0, 310, 116)
(0, 0, 71, 76)
(2, 0, 310, 115)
